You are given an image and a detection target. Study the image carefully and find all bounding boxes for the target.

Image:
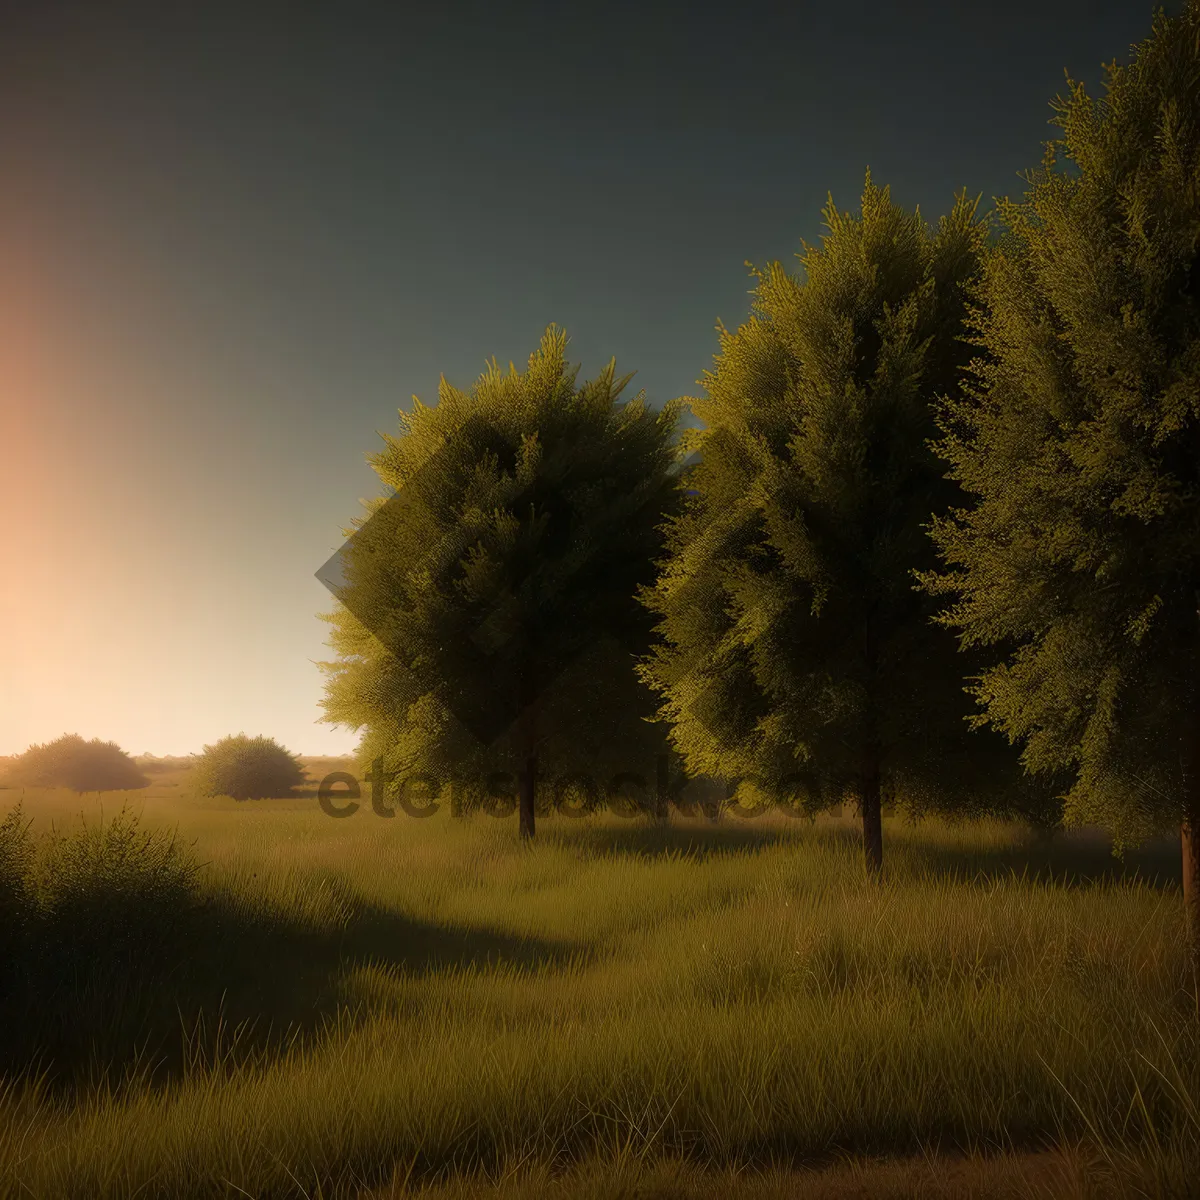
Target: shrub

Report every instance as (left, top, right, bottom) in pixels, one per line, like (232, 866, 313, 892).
(191, 733, 306, 801)
(32, 805, 201, 980)
(4, 734, 149, 792)
(0, 805, 36, 986)
(0, 803, 203, 1082)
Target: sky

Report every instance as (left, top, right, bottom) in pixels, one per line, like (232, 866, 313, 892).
(0, 0, 1173, 757)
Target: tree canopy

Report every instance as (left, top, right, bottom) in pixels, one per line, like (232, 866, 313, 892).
(640, 174, 1060, 873)
(319, 325, 683, 837)
(917, 0, 1200, 853)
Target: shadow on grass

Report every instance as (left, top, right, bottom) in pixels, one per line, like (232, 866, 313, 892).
(0, 880, 581, 1096)
(546, 815, 1183, 891)
(890, 827, 1182, 892)
(196, 881, 585, 1029)
(547, 818, 808, 863)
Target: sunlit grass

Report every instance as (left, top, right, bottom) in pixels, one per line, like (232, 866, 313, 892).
(0, 770, 1196, 1199)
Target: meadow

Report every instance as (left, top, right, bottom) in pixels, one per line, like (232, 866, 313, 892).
(0, 760, 1197, 1199)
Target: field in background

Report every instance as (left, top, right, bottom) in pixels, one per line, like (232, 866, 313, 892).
(0, 764, 1197, 1199)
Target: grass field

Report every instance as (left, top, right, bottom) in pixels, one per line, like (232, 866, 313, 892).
(0, 761, 1198, 1198)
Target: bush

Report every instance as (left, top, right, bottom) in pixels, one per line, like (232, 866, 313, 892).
(33, 805, 201, 979)
(0, 806, 36, 986)
(4, 734, 149, 792)
(191, 733, 306, 800)
(0, 802, 203, 1083)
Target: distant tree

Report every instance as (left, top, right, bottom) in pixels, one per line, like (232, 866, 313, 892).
(640, 174, 1064, 877)
(319, 325, 683, 839)
(916, 3, 1200, 972)
(5, 734, 149, 793)
(191, 734, 305, 801)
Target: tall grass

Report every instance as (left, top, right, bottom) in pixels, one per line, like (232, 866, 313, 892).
(0, 802, 202, 1088)
(0, 784, 1196, 1198)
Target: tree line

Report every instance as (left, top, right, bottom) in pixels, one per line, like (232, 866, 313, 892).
(320, 4, 1200, 967)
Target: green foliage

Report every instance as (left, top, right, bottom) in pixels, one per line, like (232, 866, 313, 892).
(32, 805, 201, 973)
(319, 324, 684, 803)
(0, 803, 202, 1082)
(0, 802, 201, 974)
(640, 174, 1059, 825)
(917, 2, 1200, 849)
(4, 733, 149, 793)
(191, 734, 306, 801)
(0, 806, 36, 991)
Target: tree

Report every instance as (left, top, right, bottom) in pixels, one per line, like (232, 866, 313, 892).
(916, 2, 1200, 973)
(640, 173, 1062, 877)
(4, 734, 149, 793)
(191, 734, 306, 801)
(319, 325, 683, 839)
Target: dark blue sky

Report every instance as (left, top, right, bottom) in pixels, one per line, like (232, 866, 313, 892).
(0, 0, 1170, 754)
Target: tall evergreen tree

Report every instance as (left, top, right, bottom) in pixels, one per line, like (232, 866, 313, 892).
(319, 326, 682, 839)
(916, 3, 1200, 967)
(641, 175, 1059, 876)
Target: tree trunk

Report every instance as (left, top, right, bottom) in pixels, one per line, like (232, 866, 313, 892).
(517, 666, 538, 841)
(861, 601, 883, 878)
(1186, 592, 1200, 1012)
(861, 748, 883, 878)
(654, 754, 671, 825)
(519, 752, 537, 841)
(1184, 792, 1200, 1014)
